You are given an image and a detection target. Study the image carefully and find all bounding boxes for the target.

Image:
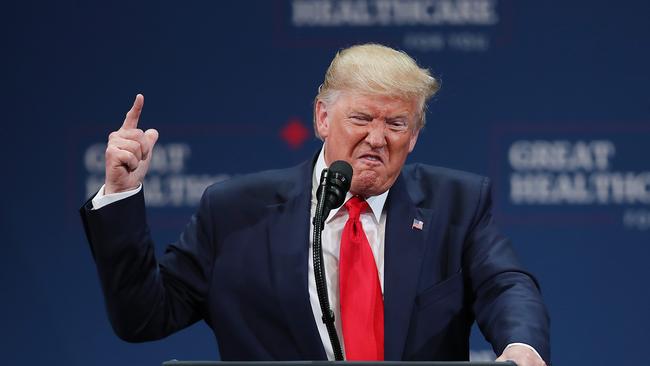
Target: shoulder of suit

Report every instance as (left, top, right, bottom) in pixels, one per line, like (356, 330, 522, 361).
(201, 160, 309, 207)
(400, 163, 490, 204)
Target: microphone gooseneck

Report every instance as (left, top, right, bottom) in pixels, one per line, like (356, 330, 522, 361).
(312, 160, 352, 361)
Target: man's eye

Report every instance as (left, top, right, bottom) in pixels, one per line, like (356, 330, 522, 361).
(388, 120, 408, 130)
(351, 115, 371, 122)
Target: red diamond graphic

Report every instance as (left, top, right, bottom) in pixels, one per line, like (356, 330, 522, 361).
(280, 117, 310, 149)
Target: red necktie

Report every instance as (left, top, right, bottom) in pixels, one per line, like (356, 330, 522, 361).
(339, 196, 384, 360)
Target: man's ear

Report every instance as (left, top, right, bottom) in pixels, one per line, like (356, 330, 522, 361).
(315, 100, 330, 139)
(408, 128, 420, 153)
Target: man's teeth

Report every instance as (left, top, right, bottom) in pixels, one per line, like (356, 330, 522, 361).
(364, 156, 379, 161)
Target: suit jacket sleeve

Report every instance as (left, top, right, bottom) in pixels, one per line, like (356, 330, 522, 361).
(464, 177, 551, 362)
(80, 187, 216, 342)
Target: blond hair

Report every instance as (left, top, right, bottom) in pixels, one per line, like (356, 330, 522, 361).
(314, 43, 440, 138)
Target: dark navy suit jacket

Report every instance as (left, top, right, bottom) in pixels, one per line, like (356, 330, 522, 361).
(80, 159, 550, 362)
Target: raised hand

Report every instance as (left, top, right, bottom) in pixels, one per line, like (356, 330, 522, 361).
(104, 94, 159, 194)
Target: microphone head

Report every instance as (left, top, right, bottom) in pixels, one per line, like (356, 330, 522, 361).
(328, 160, 353, 191)
(323, 160, 353, 211)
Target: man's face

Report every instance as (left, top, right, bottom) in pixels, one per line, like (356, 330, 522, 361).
(315, 91, 420, 197)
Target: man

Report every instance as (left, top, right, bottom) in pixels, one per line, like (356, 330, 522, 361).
(81, 44, 550, 366)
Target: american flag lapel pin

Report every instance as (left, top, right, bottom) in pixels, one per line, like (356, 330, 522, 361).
(412, 218, 424, 230)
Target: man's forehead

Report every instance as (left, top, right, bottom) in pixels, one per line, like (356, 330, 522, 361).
(338, 92, 417, 114)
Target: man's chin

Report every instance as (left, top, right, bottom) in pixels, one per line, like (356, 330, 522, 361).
(350, 172, 389, 197)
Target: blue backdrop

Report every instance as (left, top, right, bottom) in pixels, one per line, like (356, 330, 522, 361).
(3, 1, 649, 365)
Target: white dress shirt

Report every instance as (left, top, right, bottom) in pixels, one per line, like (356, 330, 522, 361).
(308, 148, 388, 360)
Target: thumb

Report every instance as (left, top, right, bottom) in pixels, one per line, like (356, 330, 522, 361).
(142, 129, 159, 161)
(144, 128, 159, 146)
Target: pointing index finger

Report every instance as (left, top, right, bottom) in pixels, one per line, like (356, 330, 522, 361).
(122, 93, 144, 129)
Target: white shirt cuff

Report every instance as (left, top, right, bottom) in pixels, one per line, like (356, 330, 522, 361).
(91, 184, 142, 210)
(505, 342, 543, 361)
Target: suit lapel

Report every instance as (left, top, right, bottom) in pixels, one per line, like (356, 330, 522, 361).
(267, 161, 327, 360)
(383, 174, 434, 360)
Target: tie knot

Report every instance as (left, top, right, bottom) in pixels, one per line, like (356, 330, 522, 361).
(345, 196, 369, 220)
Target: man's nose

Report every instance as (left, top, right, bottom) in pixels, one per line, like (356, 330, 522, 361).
(365, 121, 387, 148)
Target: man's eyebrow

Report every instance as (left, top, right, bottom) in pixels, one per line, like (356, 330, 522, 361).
(348, 111, 373, 118)
(386, 114, 409, 121)
(347, 110, 411, 120)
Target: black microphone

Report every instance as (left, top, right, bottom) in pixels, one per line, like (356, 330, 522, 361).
(312, 159, 352, 361)
(315, 160, 353, 229)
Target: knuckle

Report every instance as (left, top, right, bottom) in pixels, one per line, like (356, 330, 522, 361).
(122, 151, 135, 163)
(129, 155, 139, 168)
(123, 128, 144, 141)
(132, 140, 143, 153)
(105, 146, 117, 160)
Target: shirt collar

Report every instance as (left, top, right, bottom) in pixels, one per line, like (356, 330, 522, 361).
(312, 145, 389, 223)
